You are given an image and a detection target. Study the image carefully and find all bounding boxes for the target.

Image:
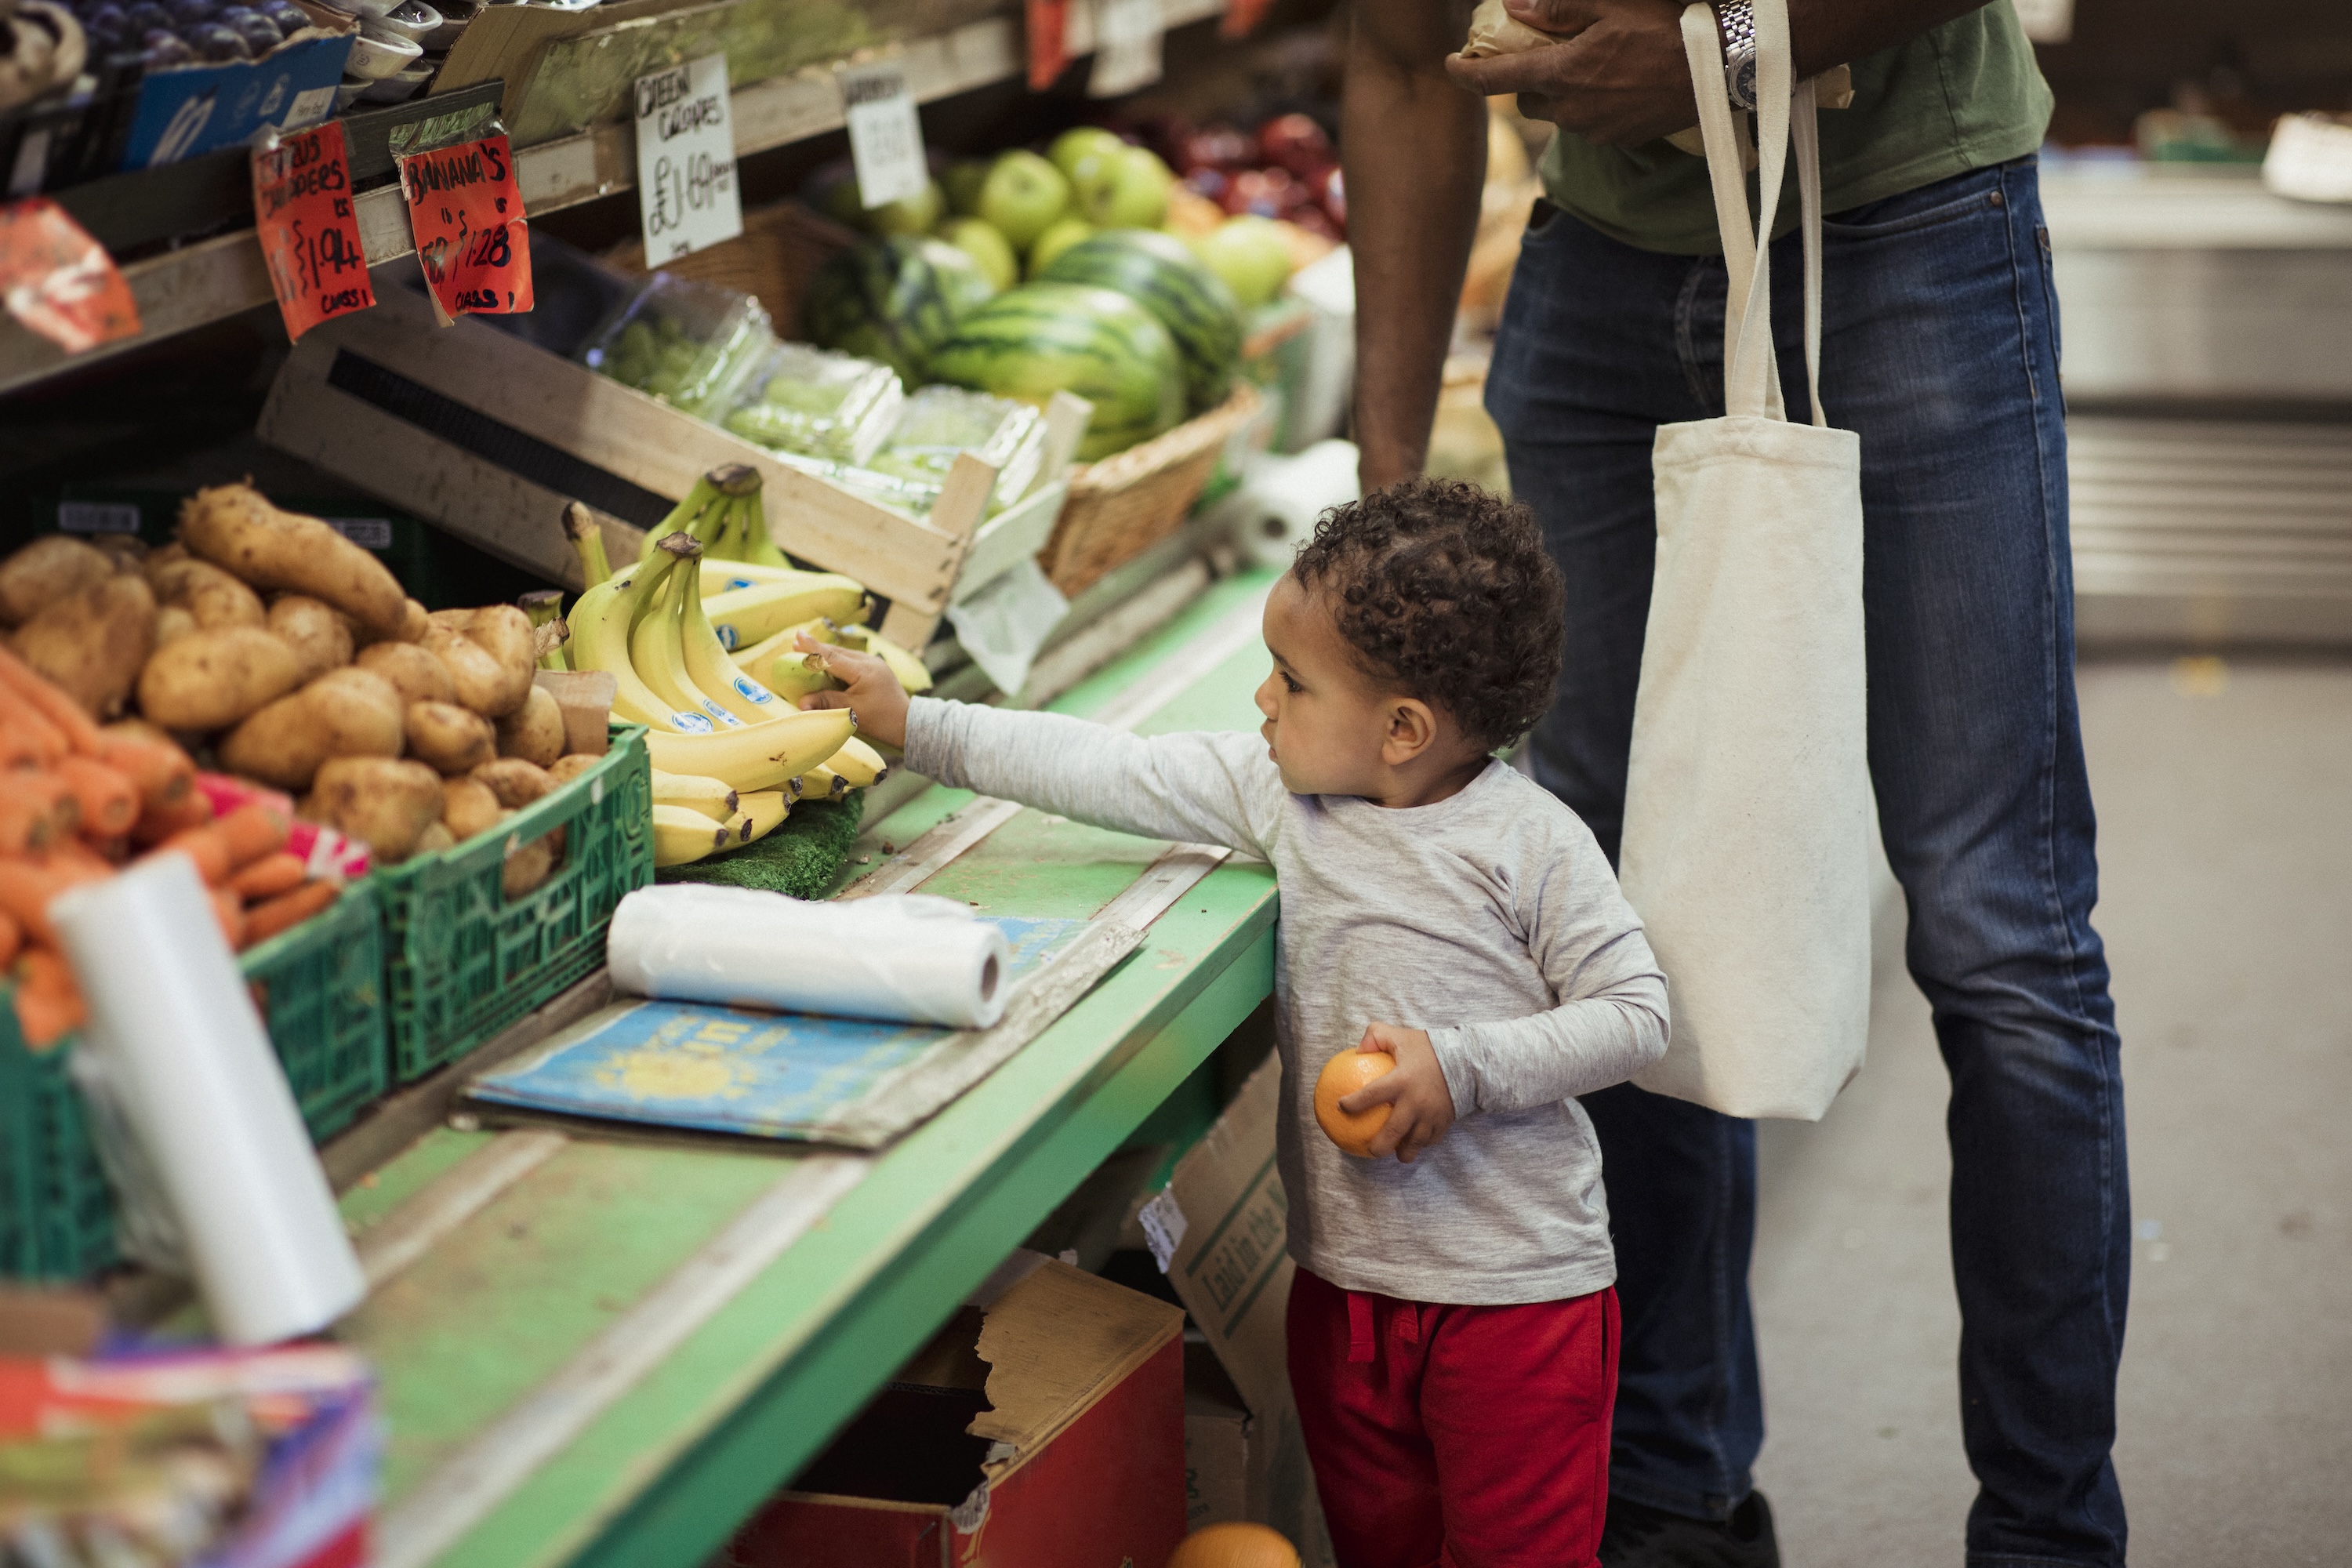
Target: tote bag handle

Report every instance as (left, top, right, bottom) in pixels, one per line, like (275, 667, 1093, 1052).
(1678, 0, 1826, 427)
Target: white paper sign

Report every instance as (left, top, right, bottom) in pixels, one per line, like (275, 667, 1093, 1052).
(839, 60, 927, 209)
(1088, 0, 1163, 98)
(634, 53, 742, 263)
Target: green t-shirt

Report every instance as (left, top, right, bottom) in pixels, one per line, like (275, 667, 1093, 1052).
(1539, 3, 2053, 254)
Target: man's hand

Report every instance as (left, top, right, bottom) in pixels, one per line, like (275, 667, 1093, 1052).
(793, 635, 909, 750)
(1340, 1023, 1458, 1163)
(1445, 0, 1695, 147)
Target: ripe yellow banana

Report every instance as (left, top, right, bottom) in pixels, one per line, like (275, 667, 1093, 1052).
(567, 564, 725, 735)
(652, 803, 732, 867)
(836, 624, 933, 694)
(793, 764, 850, 801)
(644, 707, 856, 793)
(699, 560, 840, 593)
(761, 649, 837, 702)
(706, 577, 871, 652)
(630, 539, 746, 731)
(826, 735, 889, 788)
(649, 768, 738, 821)
(677, 543, 793, 725)
(716, 810, 753, 846)
(563, 501, 612, 589)
(738, 789, 789, 843)
(731, 492, 795, 571)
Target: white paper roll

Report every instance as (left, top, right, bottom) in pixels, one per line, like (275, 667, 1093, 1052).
(607, 885, 1014, 1029)
(50, 854, 365, 1346)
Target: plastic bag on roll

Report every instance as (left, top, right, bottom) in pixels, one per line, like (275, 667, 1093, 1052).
(607, 885, 1015, 1029)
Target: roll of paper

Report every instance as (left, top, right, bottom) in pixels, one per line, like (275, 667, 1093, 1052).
(50, 854, 365, 1345)
(607, 885, 1014, 1029)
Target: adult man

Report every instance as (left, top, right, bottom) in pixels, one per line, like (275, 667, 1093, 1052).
(1340, 2, 2128, 1564)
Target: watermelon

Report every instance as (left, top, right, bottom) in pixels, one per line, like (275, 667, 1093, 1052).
(927, 283, 1186, 462)
(1037, 228, 1243, 414)
(804, 236, 996, 383)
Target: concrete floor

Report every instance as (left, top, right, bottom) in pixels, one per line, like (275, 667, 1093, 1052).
(1748, 656, 2352, 1565)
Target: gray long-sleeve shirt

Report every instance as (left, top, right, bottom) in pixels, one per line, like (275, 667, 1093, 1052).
(906, 696, 1670, 1305)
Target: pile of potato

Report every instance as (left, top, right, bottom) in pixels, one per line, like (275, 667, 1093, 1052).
(0, 484, 605, 895)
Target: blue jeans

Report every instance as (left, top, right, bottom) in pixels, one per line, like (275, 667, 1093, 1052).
(1486, 157, 2129, 1566)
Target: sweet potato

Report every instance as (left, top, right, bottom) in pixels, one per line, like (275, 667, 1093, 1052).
(356, 641, 456, 706)
(495, 684, 566, 768)
(0, 536, 112, 628)
(11, 573, 157, 719)
(439, 776, 503, 842)
(136, 626, 302, 732)
(148, 557, 265, 630)
(267, 595, 354, 684)
(178, 485, 408, 637)
(303, 757, 443, 865)
(405, 700, 496, 775)
(220, 666, 405, 791)
(244, 880, 339, 944)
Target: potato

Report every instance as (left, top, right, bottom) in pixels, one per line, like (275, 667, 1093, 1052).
(219, 667, 404, 791)
(470, 757, 557, 810)
(12, 574, 156, 719)
(466, 605, 538, 706)
(91, 535, 149, 572)
(548, 753, 600, 785)
(422, 606, 534, 717)
(178, 484, 408, 637)
(154, 605, 198, 647)
(421, 626, 512, 718)
(416, 822, 457, 855)
(303, 757, 444, 865)
(397, 599, 430, 643)
(149, 557, 265, 630)
(495, 685, 565, 768)
(0, 536, 114, 628)
(137, 626, 303, 732)
(503, 834, 559, 900)
(441, 776, 504, 842)
(268, 595, 354, 684)
(405, 701, 497, 775)
(357, 641, 455, 706)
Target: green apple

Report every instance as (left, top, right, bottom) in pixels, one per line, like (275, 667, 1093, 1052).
(1047, 126, 1126, 181)
(1072, 145, 1171, 230)
(1026, 216, 1096, 277)
(977, 150, 1072, 251)
(938, 216, 1019, 292)
(942, 158, 992, 216)
(1195, 215, 1294, 309)
(867, 178, 946, 238)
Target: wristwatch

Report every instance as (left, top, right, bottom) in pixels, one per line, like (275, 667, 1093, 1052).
(1712, 0, 1759, 111)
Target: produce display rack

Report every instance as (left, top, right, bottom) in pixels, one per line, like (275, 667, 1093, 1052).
(0, 0, 1228, 398)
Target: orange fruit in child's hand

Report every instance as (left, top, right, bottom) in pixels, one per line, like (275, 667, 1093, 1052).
(1167, 1521, 1302, 1568)
(1314, 1049, 1395, 1158)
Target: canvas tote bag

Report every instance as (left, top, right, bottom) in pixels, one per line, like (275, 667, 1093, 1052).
(1617, 0, 1871, 1121)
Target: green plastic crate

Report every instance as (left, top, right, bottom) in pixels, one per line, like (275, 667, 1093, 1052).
(378, 726, 653, 1083)
(0, 881, 390, 1283)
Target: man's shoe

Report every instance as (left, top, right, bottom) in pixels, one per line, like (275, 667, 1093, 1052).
(1596, 1490, 1780, 1567)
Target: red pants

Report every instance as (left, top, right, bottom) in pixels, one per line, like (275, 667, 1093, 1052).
(1286, 1268, 1618, 1568)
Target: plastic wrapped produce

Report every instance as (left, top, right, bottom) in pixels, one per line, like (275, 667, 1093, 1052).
(580, 272, 776, 420)
(720, 343, 905, 466)
(872, 386, 1047, 514)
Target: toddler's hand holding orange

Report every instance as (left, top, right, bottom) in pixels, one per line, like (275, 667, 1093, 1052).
(1315, 1022, 1457, 1163)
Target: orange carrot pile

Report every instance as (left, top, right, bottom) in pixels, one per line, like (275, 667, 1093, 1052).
(0, 647, 345, 1051)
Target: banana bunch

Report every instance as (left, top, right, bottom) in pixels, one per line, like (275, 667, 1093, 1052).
(560, 467, 910, 867)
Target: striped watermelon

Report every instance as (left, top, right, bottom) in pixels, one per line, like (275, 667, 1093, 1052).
(804, 236, 996, 383)
(1037, 228, 1243, 414)
(927, 283, 1186, 462)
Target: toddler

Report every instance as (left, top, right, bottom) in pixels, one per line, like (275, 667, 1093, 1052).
(804, 478, 1668, 1567)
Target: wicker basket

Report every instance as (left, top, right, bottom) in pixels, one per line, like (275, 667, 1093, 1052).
(605, 201, 860, 339)
(1040, 383, 1263, 597)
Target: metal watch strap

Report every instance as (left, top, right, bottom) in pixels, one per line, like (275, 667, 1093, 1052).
(1714, 0, 1759, 111)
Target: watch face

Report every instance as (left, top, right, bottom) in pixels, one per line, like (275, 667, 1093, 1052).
(1732, 55, 1759, 107)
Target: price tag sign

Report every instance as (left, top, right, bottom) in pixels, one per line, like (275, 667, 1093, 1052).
(838, 60, 927, 210)
(1025, 0, 1069, 90)
(633, 53, 742, 263)
(252, 122, 375, 342)
(1087, 0, 1163, 98)
(0, 198, 140, 355)
(396, 133, 534, 325)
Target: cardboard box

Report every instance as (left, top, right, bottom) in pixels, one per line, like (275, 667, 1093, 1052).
(121, 0, 356, 170)
(725, 1254, 1186, 1568)
(1143, 1054, 1336, 1567)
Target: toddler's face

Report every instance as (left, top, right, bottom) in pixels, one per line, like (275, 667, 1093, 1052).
(1255, 574, 1423, 797)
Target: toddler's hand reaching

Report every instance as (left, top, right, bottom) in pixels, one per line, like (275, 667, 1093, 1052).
(1340, 1023, 1457, 1163)
(795, 635, 909, 750)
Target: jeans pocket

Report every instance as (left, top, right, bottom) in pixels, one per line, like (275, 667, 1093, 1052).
(1822, 175, 2005, 241)
(2037, 223, 2063, 383)
(1523, 196, 1564, 243)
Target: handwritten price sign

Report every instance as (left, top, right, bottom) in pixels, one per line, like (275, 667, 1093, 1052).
(0, 198, 140, 355)
(397, 133, 534, 324)
(634, 53, 742, 263)
(252, 122, 374, 341)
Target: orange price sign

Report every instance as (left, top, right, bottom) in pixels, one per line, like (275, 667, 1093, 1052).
(396, 133, 534, 325)
(0, 198, 140, 356)
(252, 122, 375, 342)
(1026, 0, 1069, 89)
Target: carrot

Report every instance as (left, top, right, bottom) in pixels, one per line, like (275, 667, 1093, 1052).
(157, 823, 232, 885)
(132, 790, 212, 847)
(0, 685, 67, 770)
(56, 757, 138, 840)
(0, 855, 109, 947)
(96, 731, 194, 811)
(210, 886, 248, 950)
(217, 801, 289, 870)
(1, 771, 75, 850)
(11, 947, 85, 1050)
(242, 880, 337, 945)
(0, 909, 20, 967)
(228, 851, 307, 902)
(0, 787, 56, 856)
(0, 646, 102, 755)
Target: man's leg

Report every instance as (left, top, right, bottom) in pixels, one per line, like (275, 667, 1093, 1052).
(1486, 205, 1773, 1544)
(1798, 157, 2129, 1565)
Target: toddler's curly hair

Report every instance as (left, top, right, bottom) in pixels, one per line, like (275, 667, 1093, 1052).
(1290, 478, 1565, 754)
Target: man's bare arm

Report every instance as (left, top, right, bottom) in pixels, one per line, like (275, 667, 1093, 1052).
(1445, 0, 1991, 147)
(1344, 0, 1488, 492)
